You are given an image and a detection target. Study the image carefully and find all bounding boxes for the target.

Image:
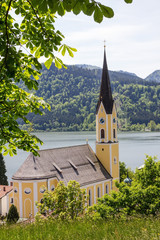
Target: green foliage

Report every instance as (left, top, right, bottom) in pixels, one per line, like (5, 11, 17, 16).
(1, 1, 132, 156)
(147, 120, 157, 131)
(18, 64, 160, 132)
(91, 156, 160, 218)
(30, 0, 130, 23)
(1, 217, 160, 240)
(0, 153, 8, 185)
(7, 204, 19, 224)
(119, 161, 134, 182)
(135, 155, 160, 188)
(36, 180, 87, 220)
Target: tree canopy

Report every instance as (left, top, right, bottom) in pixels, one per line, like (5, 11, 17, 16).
(18, 64, 160, 132)
(90, 156, 160, 218)
(0, 0, 132, 156)
(0, 153, 8, 185)
(36, 180, 87, 220)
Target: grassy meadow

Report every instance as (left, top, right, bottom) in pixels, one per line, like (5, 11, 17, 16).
(0, 217, 160, 240)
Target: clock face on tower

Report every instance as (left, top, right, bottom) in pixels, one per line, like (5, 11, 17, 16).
(99, 117, 105, 124)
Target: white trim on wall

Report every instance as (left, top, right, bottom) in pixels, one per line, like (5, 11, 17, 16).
(94, 185, 96, 204)
(112, 177, 119, 181)
(96, 114, 99, 142)
(106, 115, 108, 142)
(110, 144, 112, 176)
(111, 114, 113, 142)
(6, 194, 9, 214)
(34, 182, 38, 216)
(83, 179, 111, 189)
(102, 182, 104, 196)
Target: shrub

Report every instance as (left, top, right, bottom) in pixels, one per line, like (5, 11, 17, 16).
(36, 180, 87, 220)
(7, 205, 19, 224)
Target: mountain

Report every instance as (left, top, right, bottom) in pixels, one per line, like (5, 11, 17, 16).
(18, 64, 160, 132)
(117, 70, 137, 77)
(145, 70, 160, 83)
(75, 64, 101, 70)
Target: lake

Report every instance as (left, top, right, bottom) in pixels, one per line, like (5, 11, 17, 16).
(4, 131, 160, 182)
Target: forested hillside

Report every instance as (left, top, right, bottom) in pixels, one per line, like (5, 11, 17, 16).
(18, 64, 160, 131)
(145, 70, 160, 83)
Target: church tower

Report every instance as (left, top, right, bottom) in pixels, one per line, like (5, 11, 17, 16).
(96, 46, 119, 189)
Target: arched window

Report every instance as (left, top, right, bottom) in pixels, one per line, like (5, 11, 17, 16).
(106, 185, 108, 194)
(113, 129, 116, 139)
(101, 129, 105, 139)
(89, 189, 92, 206)
(97, 187, 100, 198)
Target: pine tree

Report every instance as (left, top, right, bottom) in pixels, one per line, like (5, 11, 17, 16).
(7, 205, 19, 223)
(0, 153, 8, 185)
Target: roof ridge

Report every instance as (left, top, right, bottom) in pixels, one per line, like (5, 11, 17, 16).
(37, 143, 90, 153)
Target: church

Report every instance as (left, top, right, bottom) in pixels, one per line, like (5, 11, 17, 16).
(11, 47, 119, 218)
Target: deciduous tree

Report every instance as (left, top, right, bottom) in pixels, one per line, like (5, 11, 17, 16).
(37, 180, 87, 220)
(0, 0, 132, 156)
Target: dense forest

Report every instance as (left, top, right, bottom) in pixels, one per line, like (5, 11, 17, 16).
(18, 64, 160, 131)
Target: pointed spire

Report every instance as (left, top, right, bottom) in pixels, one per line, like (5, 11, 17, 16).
(96, 45, 114, 114)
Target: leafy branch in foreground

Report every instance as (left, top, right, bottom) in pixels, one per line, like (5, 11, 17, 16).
(0, 0, 132, 156)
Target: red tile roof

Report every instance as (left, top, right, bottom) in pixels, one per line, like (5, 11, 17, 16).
(0, 185, 13, 199)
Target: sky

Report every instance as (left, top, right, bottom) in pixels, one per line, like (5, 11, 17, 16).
(53, 0, 160, 79)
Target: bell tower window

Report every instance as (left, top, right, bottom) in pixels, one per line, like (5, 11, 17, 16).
(101, 129, 105, 139)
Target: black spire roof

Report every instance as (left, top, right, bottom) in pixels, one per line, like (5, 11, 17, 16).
(96, 47, 114, 114)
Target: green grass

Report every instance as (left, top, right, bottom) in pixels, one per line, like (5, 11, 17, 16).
(0, 217, 160, 240)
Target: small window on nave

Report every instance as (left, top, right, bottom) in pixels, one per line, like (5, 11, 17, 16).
(97, 187, 100, 198)
(106, 185, 108, 194)
(89, 189, 92, 206)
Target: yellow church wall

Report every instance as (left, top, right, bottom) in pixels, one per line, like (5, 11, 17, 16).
(96, 103, 107, 142)
(96, 115, 99, 141)
(112, 104, 117, 142)
(107, 114, 112, 141)
(96, 143, 111, 175)
(84, 180, 112, 206)
(49, 178, 58, 191)
(104, 181, 111, 194)
(111, 143, 119, 180)
(86, 185, 94, 206)
(95, 183, 103, 202)
(37, 180, 47, 202)
(22, 182, 34, 218)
